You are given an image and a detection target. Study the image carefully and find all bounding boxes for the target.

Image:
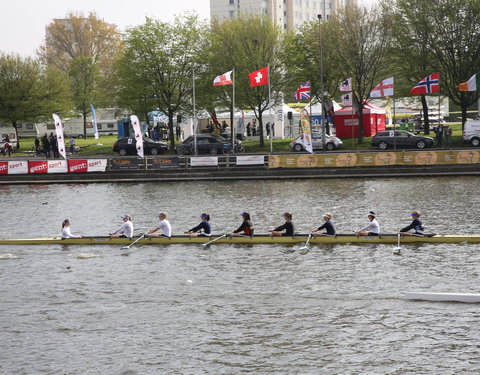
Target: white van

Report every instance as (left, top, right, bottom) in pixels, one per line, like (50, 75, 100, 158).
(463, 120, 480, 147)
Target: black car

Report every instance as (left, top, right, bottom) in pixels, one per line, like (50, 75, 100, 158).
(175, 134, 242, 155)
(371, 130, 434, 150)
(113, 137, 169, 156)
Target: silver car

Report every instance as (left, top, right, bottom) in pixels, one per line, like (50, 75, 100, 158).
(290, 134, 343, 152)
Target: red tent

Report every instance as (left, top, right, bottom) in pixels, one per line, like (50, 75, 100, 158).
(334, 102, 386, 139)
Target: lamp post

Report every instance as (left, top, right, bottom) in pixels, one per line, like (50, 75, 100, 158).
(318, 14, 325, 151)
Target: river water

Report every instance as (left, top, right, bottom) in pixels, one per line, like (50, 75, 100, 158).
(1, 178, 480, 374)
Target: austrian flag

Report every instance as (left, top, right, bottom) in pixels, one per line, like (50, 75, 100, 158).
(213, 70, 233, 86)
(249, 67, 269, 87)
(410, 73, 440, 95)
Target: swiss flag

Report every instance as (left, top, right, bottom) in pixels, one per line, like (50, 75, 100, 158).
(249, 67, 269, 87)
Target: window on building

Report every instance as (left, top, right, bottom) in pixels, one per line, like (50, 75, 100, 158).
(17, 124, 23, 128)
(47, 124, 55, 130)
(97, 124, 103, 129)
(229, 10, 235, 17)
(284, 10, 287, 16)
(26, 124, 33, 129)
(108, 123, 115, 128)
(229, 0, 234, 4)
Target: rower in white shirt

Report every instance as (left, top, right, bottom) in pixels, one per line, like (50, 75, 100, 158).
(147, 212, 172, 238)
(109, 215, 134, 238)
(354, 211, 380, 236)
(61, 219, 82, 238)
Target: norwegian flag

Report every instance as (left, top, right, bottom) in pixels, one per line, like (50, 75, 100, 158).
(293, 81, 311, 100)
(410, 73, 440, 95)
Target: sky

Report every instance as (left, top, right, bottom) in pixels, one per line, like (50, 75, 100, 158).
(0, 0, 375, 57)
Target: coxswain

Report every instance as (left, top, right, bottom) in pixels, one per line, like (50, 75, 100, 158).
(399, 211, 424, 236)
(311, 212, 336, 236)
(185, 213, 211, 237)
(61, 219, 81, 239)
(147, 212, 171, 238)
(109, 215, 134, 238)
(231, 212, 254, 237)
(355, 211, 380, 236)
(269, 212, 295, 237)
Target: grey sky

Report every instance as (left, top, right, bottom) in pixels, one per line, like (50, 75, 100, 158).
(1, 0, 375, 57)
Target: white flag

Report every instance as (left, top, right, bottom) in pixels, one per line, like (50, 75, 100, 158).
(341, 92, 352, 106)
(213, 70, 233, 86)
(52, 114, 67, 160)
(130, 115, 144, 158)
(339, 77, 352, 92)
(370, 77, 394, 98)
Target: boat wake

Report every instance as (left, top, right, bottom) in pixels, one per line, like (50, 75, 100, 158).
(68, 253, 99, 259)
(0, 253, 18, 260)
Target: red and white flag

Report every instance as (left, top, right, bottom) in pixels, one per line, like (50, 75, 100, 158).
(370, 77, 394, 98)
(410, 73, 440, 95)
(213, 70, 233, 86)
(130, 115, 144, 158)
(249, 67, 269, 87)
(341, 92, 353, 106)
(339, 77, 352, 92)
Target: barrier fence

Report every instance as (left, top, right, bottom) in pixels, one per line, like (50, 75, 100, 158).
(0, 150, 479, 175)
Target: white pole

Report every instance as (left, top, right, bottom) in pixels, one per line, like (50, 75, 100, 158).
(232, 67, 235, 151)
(269, 65, 273, 154)
(193, 70, 197, 155)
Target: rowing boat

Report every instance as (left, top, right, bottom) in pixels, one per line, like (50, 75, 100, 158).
(405, 292, 480, 303)
(0, 234, 479, 245)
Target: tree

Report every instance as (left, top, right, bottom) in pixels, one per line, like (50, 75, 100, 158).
(0, 53, 71, 148)
(330, 3, 393, 142)
(206, 15, 288, 147)
(119, 13, 206, 150)
(40, 11, 123, 136)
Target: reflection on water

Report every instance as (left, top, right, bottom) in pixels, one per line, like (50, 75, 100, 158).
(1, 178, 480, 374)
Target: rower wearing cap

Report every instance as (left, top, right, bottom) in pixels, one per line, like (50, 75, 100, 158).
(109, 215, 134, 238)
(147, 212, 171, 238)
(311, 212, 336, 236)
(231, 212, 254, 237)
(269, 212, 295, 237)
(185, 213, 211, 237)
(61, 219, 82, 239)
(355, 211, 380, 236)
(399, 210, 424, 236)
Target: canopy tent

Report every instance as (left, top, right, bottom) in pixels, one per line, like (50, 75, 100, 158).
(334, 102, 386, 139)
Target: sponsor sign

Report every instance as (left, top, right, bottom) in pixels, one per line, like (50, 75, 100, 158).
(29, 160, 48, 174)
(48, 160, 68, 173)
(151, 157, 180, 169)
(190, 156, 218, 167)
(8, 161, 28, 174)
(68, 159, 108, 173)
(0, 161, 7, 175)
(87, 159, 107, 172)
(110, 158, 139, 170)
(236, 155, 266, 166)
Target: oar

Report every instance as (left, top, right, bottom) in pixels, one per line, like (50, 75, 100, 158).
(202, 233, 228, 247)
(122, 233, 146, 249)
(393, 233, 402, 254)
(299, 233, 313, 250)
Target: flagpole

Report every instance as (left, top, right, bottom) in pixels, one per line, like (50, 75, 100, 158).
(269, 64, 273, 154)
(318, 14, 325, 151)
(232, 67, 235, 151)
(193, 70, 197, 155)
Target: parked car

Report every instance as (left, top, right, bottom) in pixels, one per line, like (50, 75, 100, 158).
(112, 137, 168, 156)
(463, 119, 480, 147)
(175, 134, 242, 155)
(371, 130, 434, 150)
(290, 133, 343, 152)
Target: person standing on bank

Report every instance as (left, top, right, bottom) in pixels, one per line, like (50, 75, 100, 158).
(231, 212, 254, 237)
(61, 219, 82, 238)
(399, 211, 425, 236)
(69, 137, 75, 154)
(444, 125, 452, 148)
(110, 215, 134, 238)
(355, 211, 380, 236)
(147, 212, 172, 238)
(41, 134, 50, 158)
(436, 125, 443, 147)
(185, 213, 211, 237)
(269, 212, 295, 237)
(311, 212, 336, 236)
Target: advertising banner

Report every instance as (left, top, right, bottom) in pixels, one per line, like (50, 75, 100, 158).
(236, 155, 266, 166)
(151, 157, 180, 169)
(87, 159, 108, 172)
(29, 160, 48, 174)
(68, 159, 108, 173)
(0, 161, 7, 175)
(110, 158, 139, 170)
(8, 161, 28, 174)
(47, 160, 68, 173)
(190, 157, 218, 167)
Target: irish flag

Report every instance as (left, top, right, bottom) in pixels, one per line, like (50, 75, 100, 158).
(459, 73, 479, 91)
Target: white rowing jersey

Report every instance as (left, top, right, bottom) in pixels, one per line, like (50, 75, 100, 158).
(359, 218, 380, 234)
(154, 219, 171, 237)
(62, 226, 78, 238)
(112, 221, 134, 238)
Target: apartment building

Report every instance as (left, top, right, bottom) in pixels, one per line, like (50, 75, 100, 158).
(210, 0, 356, 30)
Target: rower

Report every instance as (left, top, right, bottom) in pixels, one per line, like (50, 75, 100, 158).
(147, 212, 171, 238)
(311, 212, 335, 236)
(61, 219, 81, 238)
(269, 212, 295, 237)
(231, 212, 254, 237)
(109, 215, 134, 238)
(355, 211, 380, 236)
(185, 213, 211, 237)
(399, 211, 424, 236)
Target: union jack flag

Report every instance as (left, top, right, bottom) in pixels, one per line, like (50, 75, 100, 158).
(293, 81, 311, 100)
